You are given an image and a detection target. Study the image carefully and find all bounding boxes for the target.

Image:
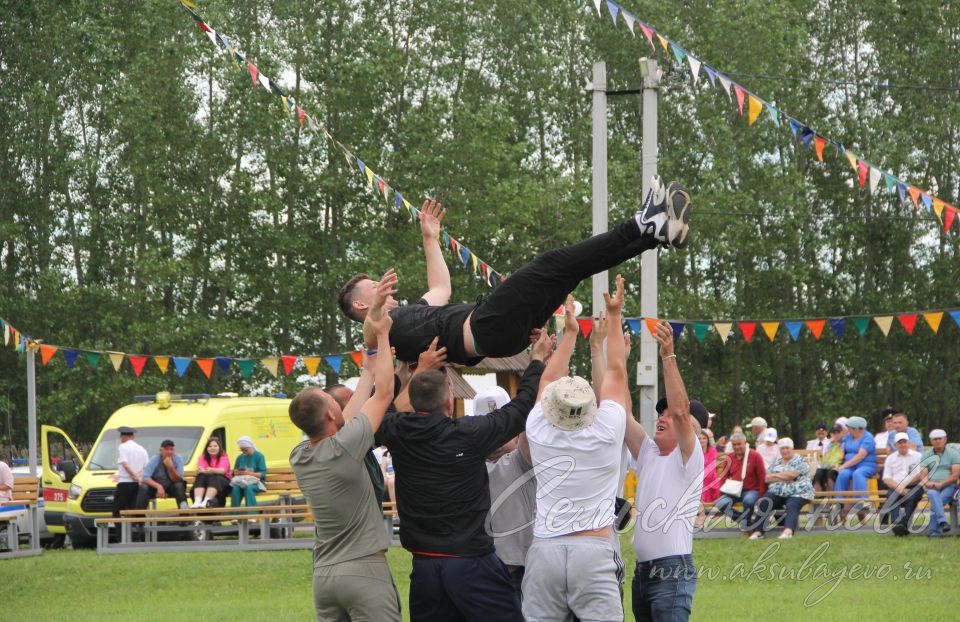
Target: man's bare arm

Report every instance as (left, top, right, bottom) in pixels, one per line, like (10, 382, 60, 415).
(418, 199, 451, 306)
(537, 297, 578, 401)
(656, 321, 695, 463)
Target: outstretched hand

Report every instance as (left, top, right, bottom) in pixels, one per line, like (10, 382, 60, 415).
(531, 329, 556, 363)
(419, 198, 446, 240)
(654, 320, 675, 358)
(371, 269, 398, 314)
(417, 336, 447, 371)
(603, 274, 625, 316)
(590, 314, 608, 351)
(563, 295, 578, 335)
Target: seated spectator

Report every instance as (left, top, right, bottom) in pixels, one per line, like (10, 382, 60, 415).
(747, 417, 767, 450)
(756, 428, 779, 468)
(191, 437, 231, 508)
(135, 440, 188, 509)
(833, 416, 876, 501)
(717, 424, 743, 455)
(749, 438, 813, 539)
(0, 458, 14, 503)
(714, 432, 766, 531)
(812, 425, 845, 492)
(697, 429, 720, 529)
(380, 448, 396, 504)
(805, 421, 830, 455)
(887, 412, 922, 453)
(920, 429, 960, 537)
(878, 432, 923, 536)
(231, 436, 266, 508)
(873, 408, 897, 453)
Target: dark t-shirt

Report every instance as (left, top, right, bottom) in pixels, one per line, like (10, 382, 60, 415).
(389, 299, 482, 365)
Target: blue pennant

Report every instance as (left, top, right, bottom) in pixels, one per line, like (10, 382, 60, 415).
(897, 181, 908, 204)
(669, 321, 685, 342)
(63, 349, 80, 369)
(626, 319, 641, 335)
(704, 66, 717, 87)
(830, 319, 846, 339)
(951, 311, 960, 328)
(324, 355, 343, 374)
(605, 0, 619, 25)
(460, 246, 471, 267)
(216, 356, 232, 374)
(788, 119, 802, 137)
(921, 194, 933, 212)
(356, 158, 365, 174)
(784, 322, 803, 341)
(801, 128, 815, 149)
(395, 192, 403, 209)
(173, 357, 192, 377)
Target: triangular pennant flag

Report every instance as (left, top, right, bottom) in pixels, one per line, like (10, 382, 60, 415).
(638, 22, 655, 51)
(349, 351, 363, 369)
(395, 192, 404, 210)
(669, 42, 685, 65)
(784, 321, 802, 341)
(714, 322, 733, 344)
(857, 160, 868, 188)
(883, 173, 896, 193)
(236, 359, 256, 379)
(215, 356, 232, 374)
(644, 318, 660, 337)
(669, 322, 685, 342)
(923, 312, 943, 334)
(591, 0, 602, 16)
(280, 354, 298, 375)
(921, 194, 933, 213)
(806, 320, 826, 340)
(761, 322, 779, 341)
(365, 166, 375, 189)
(733, 85, 745, 115)
(945, 206, 957, 233)
(173, 356, 192, 377)
(656, 34, 669, 53)
(766, 104, 780, 126)
(196, 20, 212, 33)
(747, 95, 762, 126)
(324, 355, 343, 374)
(62, 349, 79, 369)
(460, 246, 471, 267)
(108, 351, 125, 372)
(788, 118, 802, 137)
(356, 158, 365, 175)
(933, 198, 945, 219)
(844, 150, 858, 171)
(578, 318, 593, 338)
(950, 311, 960, 329)
(154, 356, 170, 375)
(195, 358, 214, 379)
(39, 344, 58, 366)
(260, 357, 279, 377)
(704, 65, 717, 87)
(869, 167, 882, 194)
(626, 319, 642, 335)
(897, 181, 908, 204)
(830, 319, 846, 339)
(719, 75, 733, 100)
(302, 356, 321, 376)
(896, 314, 918, 335)
(814, 136, 826, 161)
(258, 73, 272, 93)
(850, 317, 870, 336)
(738, 322, 757, 343)
(297, 105, 305, 127)
(691, 322, 710, 343)
(129, 355, 148, 378)
(247, 61, 259, 86)
(85, 351, 101, 369)
(621, 10, 636, 34)
(605, 0, 619, 25)
(376, 176, 387, 198)
(874, 316, 894, 337)
(1, 321, 6, 347)
(801, 129, 815, 150)
(687, 55, 701, 86)
(908, 186, 921, 209)
(470, 253, 479, 275)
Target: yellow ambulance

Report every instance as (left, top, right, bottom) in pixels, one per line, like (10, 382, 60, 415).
(41, 392, 299, 546)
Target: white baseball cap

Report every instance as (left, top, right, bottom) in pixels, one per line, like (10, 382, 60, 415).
(893, 432, 910, 443)
(541, 376, 597, 431)
(470, 386, 511, 416)
(764, 428, 778, 443)
(835, 417, 849, 428)
(929, 429, 947, 440)
(749, 417, 767, 428)
(777, 437, 794, 449)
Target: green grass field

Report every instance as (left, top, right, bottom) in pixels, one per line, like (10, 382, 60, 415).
(2, 531, 954, 621)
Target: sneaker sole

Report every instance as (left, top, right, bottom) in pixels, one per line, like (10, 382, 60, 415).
(666, 182, 691, 249)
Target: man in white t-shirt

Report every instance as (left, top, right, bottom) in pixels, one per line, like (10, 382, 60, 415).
(626, 318, 706, 622)
(112, 426, 148, 518)
(523, 279, 631, 622)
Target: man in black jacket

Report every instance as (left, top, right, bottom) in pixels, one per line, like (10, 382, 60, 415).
(375, 333, 553, 622)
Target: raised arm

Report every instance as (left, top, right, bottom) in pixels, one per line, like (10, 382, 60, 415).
(362, 268, 398, 348)
(537, 296, 579, 401)
(589, 315, 607, 396)
(393, 337, 448, 412)
(418, 199, 451, 306)
(599, 275, 627, 406)
(655, 320, 696, 463)
(360, 309, 396, 434)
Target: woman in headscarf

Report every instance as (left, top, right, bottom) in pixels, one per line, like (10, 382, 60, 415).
(231, 436, 267, 507)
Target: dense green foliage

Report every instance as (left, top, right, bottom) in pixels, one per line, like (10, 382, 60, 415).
(1, 0, 958, 444)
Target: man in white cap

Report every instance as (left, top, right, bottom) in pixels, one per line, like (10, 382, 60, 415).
(919, 429, 960, 537)
(471, 385, 537, 596)
(523, 281, 631, 621)
(757, 428, 779, 468)
(879, 432, 923, 536)
(748, 417, 767, 448)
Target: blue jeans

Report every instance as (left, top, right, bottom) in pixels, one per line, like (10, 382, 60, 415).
(834, 464, 876, 497)
(632, 554, 697, 622)
(879, 487, 923, 531)
(715, 490, 760, 529)
(924, 484, 958, 534)
(753, 493, 809, 534)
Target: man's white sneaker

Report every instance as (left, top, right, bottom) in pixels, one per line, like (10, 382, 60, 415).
(635, 176, 692, 249)
(748, 532, 763, 540)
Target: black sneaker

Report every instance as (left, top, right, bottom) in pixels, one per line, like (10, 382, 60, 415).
(891, 524, 908, 537)
(939, 521, 950, 533)
(635, 176, 692, 249)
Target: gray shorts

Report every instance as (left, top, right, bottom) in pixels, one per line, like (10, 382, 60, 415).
(313, 553, 402, 622)
(521, 535, 625, 622)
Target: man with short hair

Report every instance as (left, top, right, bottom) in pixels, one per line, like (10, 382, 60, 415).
(715, 433, 767, 531)
(748, 417, 767, 448)
(887, 412, 922, 452)
(919, 429, 960, 537)
(112, 427, 148, 518)
(375, 329, 553, 621)
(805, 422, 830, 456)
(879, 432, 924, 536)
(338, 179, 692, 365)
(874, 408, 897, 452)
(522, 282, 631, 621)
(135, 440, 187, 509)
(326, 382, 386, 508)
(288, 273, 402, 622)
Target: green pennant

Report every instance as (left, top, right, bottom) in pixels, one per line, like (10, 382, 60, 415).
(883, 174, 896, 193)
(850, 317, 870, 336)
(767, 105, 780, 127)
(84, 351, 101, 369)
(691, 322, 710, 343)
(236, 359, 257, 379)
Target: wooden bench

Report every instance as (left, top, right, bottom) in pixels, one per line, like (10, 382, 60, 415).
(145, 468, 304, 509)
(0, 476, 43, 558)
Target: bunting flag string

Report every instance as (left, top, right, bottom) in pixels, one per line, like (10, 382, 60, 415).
(175, 0, 504, 288)
(586, 1, 959, 235)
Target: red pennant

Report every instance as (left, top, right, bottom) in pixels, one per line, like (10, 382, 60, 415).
(638, 23, 655, 51)
(644, 318, 660, 337)
(945, 206, 956, 233)
(350, 351, 363, 369)
(897, 314, 918, 335)
(814, 136, 826, 162)
(733, 85, 745, 115)
(197, 21, 213, 33)
(857, 160, 868, 188)
(377, 176, 386, 194)
(577, 318, 593, 338)
(247, 61, 259, 86)
(129, 355, 148, 377)
(806, 319, 826, 340)
(297, 106, 305, 127)
(280, 354, 297, 375)
(196, 358, 214, 379)
(738, 321, 757, 343)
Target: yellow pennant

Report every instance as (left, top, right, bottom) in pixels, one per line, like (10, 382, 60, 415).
(845, 150, 857, 171)
(179, 0, 197, 9)
(302, 356, 321, 376)
(657, 34, 669, 53)
(747, 95, 762, 126)
(280, 95, 288, 114)
(714, 322, 733, 344)
(471, 253, 478, 274)
(761, 321, 779, 341)
(365, 167, 376, 189)
(107, 351, 125, 372)
(154, 356, 171, 375)
(873, 316, 894, 337)
(924, 312, 944, 334)
(260, 357, 279, 378)
(933, 198, 945, 218)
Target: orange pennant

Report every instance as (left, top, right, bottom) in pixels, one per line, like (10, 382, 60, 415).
(350, 351, 364, 369)
(806, 320, 826, 340)
(644, 318, 660, 337)
(196, 358, 214, 379)
(907, 186, 921, 209)
(814, 136, 826, 162)
(39, 344, 59, 366)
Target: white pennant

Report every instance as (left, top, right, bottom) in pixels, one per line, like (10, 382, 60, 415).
(258, 74, 272, 93)
(719, 75, 733, 100)
(622, 10, 636, 34)
(204, 29, 220, 51)
(687, 56, 701, 86)
(592, 0, 602, 16)
(869, 167, 882, 194)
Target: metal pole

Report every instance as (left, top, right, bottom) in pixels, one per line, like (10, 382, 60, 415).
(27, 346, 37, 473)
(637, 58, 660, 434)
(590, 62, 609, 319)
